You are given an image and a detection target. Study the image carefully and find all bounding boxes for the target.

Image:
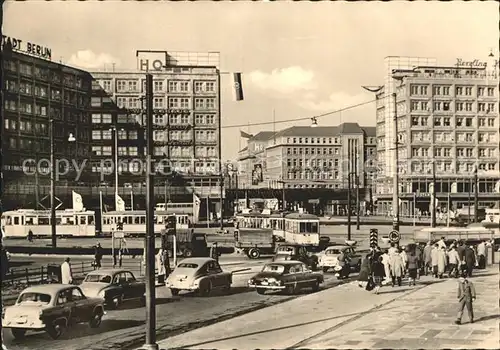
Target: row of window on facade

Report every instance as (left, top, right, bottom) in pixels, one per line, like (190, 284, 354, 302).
(90, 144, 217, 157)
(153, 130, 217, 141)
(4, 118, 90, 136)
(6, 137, 88, 155)
(410, 85, 496, 97)
(408, 115, 498, 130)
(410, 130, 499, 143)
(4, 80, 90, 107)
(285, 171, 341, 181)
(153, 114, 216, 125)
(285, 136, 375, 145)
(410, 146, 497, 158)
(4, 99, 90, 121)
(409, 100, 497, 113)
(91, 161, 218, 174)
(111, 96, 217, 110)
(286, 147, 351, 156)
(4, 60, 88, 89)
(97, 79, 217, 94)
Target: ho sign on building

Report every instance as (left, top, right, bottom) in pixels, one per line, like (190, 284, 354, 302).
(136, 50, 168, 72)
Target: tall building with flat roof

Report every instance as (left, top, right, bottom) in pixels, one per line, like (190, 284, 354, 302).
(375, 56, 499, 216)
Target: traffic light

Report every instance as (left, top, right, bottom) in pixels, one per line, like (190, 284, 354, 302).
(369, 228, 378, 248)
(116, 221, 123, 231)
(166, 215, 177, 235)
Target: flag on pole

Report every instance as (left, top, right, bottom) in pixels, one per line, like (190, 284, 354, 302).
(72, 191, 84, 212)
(115, 194, 126, 212)
(233, 72, 244, 101)
(240, 130, 253, 139)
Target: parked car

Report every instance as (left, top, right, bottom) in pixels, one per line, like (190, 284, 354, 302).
(318, 245, 362, 273)
(248, 261, 323, 295)
(2, 284, 104, 340)
(165, 257, 232, 296)
(80, 269, 145, 309)
(272, 244, 321, 270)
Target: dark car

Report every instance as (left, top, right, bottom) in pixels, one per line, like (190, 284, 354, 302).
(272, 244, 322, 270)
(248, 261, 323, 295)
(80, 269, 145, 309)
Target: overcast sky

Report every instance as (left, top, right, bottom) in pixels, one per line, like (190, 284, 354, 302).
(4, 1, 498, 160)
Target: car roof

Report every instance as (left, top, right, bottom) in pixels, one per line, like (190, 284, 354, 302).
(326, 245, 349, 250)
(266, 260, 305, 266)
(86, 269, 131, 275)
(20, 284, 78, 295)
(177, 257, 215, 264)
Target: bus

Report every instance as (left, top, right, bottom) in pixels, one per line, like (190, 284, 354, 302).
(414, 226, 497, 244)
(1, 209, 96, 238)
(101, 210, 191, 237)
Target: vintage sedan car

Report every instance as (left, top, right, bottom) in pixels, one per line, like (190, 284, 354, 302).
(318, 245, 362, 273)
(80, 269, 145, 309)
(165, 257, 232, 296)
(2, 284, 104, 340)
(248, 261, 323, 295)
(272, 244, 321, 270)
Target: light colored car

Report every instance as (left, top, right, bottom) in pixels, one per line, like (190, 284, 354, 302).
(165, 257, 232, 296)
(80, 269, 145, 309)
(2, 284, 104, 340)
(318, 245, 362, 273)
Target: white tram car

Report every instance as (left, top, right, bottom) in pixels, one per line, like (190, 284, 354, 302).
(1, 209, 96, 238)
(101, 210, 190, 237)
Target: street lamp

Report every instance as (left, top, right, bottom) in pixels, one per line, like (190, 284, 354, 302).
(110, 127, 124, 209)
(50, 119, 76, 248)
(311, 117, 318, 127)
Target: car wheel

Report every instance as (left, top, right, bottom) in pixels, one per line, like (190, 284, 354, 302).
(46, 320, 66, 340)
(89, 309, 103, 328)
(183, 249, 193, 258)
(256, 288, 266, 295)
(248, 248, 260, 259)
(322, 267, 329, 273)
(199, 281, 212, 297)
(11, 328, 27, 339)
(312, 280, 320, 292)
(170, 288, 180, 296)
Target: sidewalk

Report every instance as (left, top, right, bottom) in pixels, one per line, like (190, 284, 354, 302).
(145, 268, 498, 350)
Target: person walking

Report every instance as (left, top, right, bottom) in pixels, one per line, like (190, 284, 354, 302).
(447, 246, 461, 278)
(437, 246, 447, 278)
(431, 244, 440, 278)
(27, 229, 34, 243)
(476, 240, 487, 269)
(406, 249, 420, 286)
(423, 241, 433, 276)
(61, 257, 73, 284)
(371, 249, 385, 294)
(357, 253, 372, 289)
(438, 236, 447, 250)
(390, 250, 405, 287)
(400, 246, 408, 276)
(455, 270, 476, 325)
(94, 242, 103, 269)
(156, 248, 166, 285)
(464, 245, 476, 278)
(381, 249, 392, 285)
(388, 242, 398, 256)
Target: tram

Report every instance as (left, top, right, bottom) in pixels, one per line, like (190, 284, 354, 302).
(282, 213, 320, 245)
(101, 210, 191, 237)
(1, 209, 96, 238)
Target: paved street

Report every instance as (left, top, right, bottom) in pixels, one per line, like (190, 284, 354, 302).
(149, 267, 498, 350)
(2, 258, 352, 350)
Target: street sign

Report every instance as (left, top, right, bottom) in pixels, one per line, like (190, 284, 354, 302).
(114, 232, 125, 239)
(369, 229, 378, 248)
(389, 230, 400, 243)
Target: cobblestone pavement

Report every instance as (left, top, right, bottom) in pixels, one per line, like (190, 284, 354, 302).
(300, 268, 499, 349)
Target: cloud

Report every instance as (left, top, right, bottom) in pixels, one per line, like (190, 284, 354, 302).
(68, 50, 120, 70)
(248, 66, 317, 94)
(298, 91, 369, 112)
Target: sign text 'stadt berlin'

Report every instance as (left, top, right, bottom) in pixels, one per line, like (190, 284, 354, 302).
(2, 35, 52, 60)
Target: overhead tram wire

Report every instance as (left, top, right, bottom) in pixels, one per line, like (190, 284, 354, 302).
(220, 97, 382, 129)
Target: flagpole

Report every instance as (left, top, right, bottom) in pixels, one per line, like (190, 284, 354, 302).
(447, 192, 450, 227)
(99, 191, 104, 235)
(130, 190, 134, 211)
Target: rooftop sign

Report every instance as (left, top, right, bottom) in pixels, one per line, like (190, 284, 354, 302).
(136, 50, 220, 71)
(2, 36, 52, 60)
(455, 58, 499, 68)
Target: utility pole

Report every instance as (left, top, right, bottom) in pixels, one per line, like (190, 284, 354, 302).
(474, 167, 478, 223)
(431, 160, 437, 228)
(50, 119, 57, 248)
(347, 141, 352, 240)
(356, 174, 360, 230)
(468, 179, 471, 224)
(392, 93, 400, 232)
(143, 74, 158, 350)
(217, 69, 224, 231)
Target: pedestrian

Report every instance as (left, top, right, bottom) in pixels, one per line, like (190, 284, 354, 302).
(406, 249, 420, 286)
(464, 245, 476, 277)
(94, 242, 103, 269)
(61, 257, 73, 284)
(423, 241, 433, 275)
(337, 249, 350, 279)
(388, 242, 398, 256)
(156, 248, 166, 284)
(357, 253, 372, 289)
(390, 249, 404, 287)
(437, 246, 447, 278)
(27, 229, 34, 243)
(1, 247, 9, 281)
(455, 270, 476, 325)
(457, 240, 466, 261)
(447, 246, 460, 278)
(438, 236, 447, 250)
(400, 246, 408, 275)
(381, 249, 392, 285)
(371, 249, 385, 294)
(476, 240, 487, 269)
(431, 244, 440, 278)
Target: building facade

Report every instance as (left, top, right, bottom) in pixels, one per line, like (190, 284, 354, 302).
(2, 48, 93, 205)
(236, 123, 376, 214)
(90, 51, 223, 211)
(375, 56, 500, 216)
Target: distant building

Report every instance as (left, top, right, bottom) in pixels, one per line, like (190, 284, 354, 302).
(237, 123, 376, 214)
(375, 55, 500, 216)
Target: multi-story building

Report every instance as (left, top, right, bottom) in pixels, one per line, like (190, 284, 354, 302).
(2, 44, 93, 207)
(90, 51, 223, 212)
(375, 55, 500, 216)
(237, 123, 376, 214)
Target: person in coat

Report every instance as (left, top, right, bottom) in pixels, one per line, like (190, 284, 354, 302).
(371, 250, 386, 294)
(431, 244, 440, 278)
(400, 246, 408, 275)
(437, 246, 447, 278)
(390, 251, 404, 287)
(61, 257, 73, 284)
(455, 270, 476, 325)
(423, 241, 433, 275)
(476, 241, 487, 269)
(406, 250, 420, 286)
(156, 248, 167, 284)
(381, 249, 392, 285)
(94, 242, 103, 269)
(447, 246, 460, 278)
(357, 253, 372, 289)
(464, 245, 476, 277)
